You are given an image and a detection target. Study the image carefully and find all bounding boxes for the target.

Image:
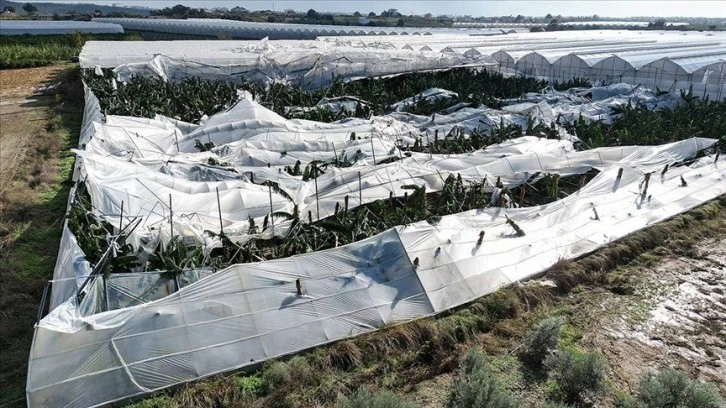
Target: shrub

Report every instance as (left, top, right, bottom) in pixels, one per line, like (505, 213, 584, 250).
(260, 356, 317, 394)
(339, 388, 419, 408)
(544, 349, 605, 403)
(234, 375, 262, 398)
(617, 369, 724, 408)
(448, 348, 520, 408)
(519, 317, 564, 368)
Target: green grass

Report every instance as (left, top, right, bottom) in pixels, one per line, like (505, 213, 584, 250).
(0, 33, 142, 69)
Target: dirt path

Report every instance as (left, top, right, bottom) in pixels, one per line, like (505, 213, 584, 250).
(0, 65, 81, 407)
(592, 238, 726, 395)
(0, 66, 66, 201)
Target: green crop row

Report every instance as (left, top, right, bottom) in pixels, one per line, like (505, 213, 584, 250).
(0, 33, 141, 69)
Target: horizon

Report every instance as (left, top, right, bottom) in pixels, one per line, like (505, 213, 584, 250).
(21, 0, 726, 19)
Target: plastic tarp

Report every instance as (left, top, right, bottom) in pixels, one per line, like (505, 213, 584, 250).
(80, 31, 726, 97)
(29, 136, 725, 407)
(63, 88, 692, 257)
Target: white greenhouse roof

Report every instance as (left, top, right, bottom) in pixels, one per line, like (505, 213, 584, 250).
(79, 29, 726, 98)
(93, 17, 469, 39)
(0, 20, 123, 35)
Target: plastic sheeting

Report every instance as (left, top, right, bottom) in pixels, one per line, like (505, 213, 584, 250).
(80, 30, 726, 97)
(0, 20, 123, 35)
(31, 42, 726, 406)
(63, 85, 690, 263)
(29, 136, 725, 407)
(92, 17, 456, 39)
(48, 81, 680, 309)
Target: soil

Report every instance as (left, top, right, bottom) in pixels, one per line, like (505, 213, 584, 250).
(0, 65, 66, 199)
(0, 65, 63, 99)
(592, 238, 726, 396)
(406, 237, 726, 406)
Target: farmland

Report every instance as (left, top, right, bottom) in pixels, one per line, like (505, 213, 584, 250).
(75, 70, 726, 274)
(4, 30, 726, 408)
(0, 33, 141, 69)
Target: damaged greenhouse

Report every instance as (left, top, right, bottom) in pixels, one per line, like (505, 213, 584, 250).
(27, 33, 726, 407)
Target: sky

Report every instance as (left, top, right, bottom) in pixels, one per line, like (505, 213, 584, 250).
(29, 0, 726, 18)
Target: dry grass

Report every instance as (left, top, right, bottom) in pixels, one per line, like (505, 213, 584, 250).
(0, 64, 83, 407)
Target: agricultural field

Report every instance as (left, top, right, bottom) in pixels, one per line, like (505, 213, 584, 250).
(3, 37, 726, 408)
(0, 33, 141, 69)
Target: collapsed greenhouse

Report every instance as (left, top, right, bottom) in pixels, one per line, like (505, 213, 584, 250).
(27, 32, 726, 407)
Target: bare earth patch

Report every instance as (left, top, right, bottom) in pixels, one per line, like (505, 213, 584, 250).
(0, 66, 64, 99)
(0, 66, 68, 207)
(592, 238, 726, 395)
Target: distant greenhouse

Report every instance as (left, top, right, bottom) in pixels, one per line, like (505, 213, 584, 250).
(79, 29, 726, 98)
(92, 17, 485, 39)
(0, 20, 124, 36)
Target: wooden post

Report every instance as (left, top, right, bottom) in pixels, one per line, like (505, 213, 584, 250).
(519, 185, 525, 207)
(215, 187, 223, 235)
(119, 201, 124, 233)
(314, 176, 320, 221)
(370, 136, 376, 164)
(268, 184, 275, 229)
(642, 173, 651, 197)
(168, 195, 173, 238)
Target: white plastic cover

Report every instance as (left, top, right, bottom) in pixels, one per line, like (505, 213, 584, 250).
(0, 20, 123, 35)
(29, 137, 725, 407)
(80, 31, 726, 97)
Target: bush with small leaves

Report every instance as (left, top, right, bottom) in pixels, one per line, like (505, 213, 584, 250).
(519, 317, 564, 368)
(616, 368, 724, 408)
(544, 349, 605, 403)
(339, 388, 419, 408)
(260, 356, 317, 394)
(448, 348, 520, 408)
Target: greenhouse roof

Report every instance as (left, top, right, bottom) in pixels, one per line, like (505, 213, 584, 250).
(0, 20, 123, 35)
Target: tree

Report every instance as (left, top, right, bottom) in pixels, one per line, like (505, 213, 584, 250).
(514, 14, 524, 23)
(4, 5, 15, 13)
(545, 13, 553, 20)
(649, 18, 667, 29)
(353, 11, 360, 17)
(381, 8, 401, 18)
(22, 2, 37, 14)
(397, 18, 404, 27)
(547, 18, 561, 31)
(307, 8, 318, 18)
(368, 11, 376, 17)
